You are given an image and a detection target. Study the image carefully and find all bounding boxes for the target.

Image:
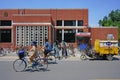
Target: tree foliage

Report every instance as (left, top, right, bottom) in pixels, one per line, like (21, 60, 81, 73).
(99, 9, 120, 27)
(98, 9, 120, 41)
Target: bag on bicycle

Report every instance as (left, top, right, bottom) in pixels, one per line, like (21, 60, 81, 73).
(18, 49, 25, 59)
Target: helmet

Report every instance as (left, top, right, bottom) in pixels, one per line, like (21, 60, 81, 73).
(31, 40, 37, 45)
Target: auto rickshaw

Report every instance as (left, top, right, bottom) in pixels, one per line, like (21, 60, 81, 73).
(94, 39, 119, 60)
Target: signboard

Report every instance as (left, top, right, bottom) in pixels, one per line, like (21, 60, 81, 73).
(100, 40, 118, 47)
(106, 42, 112, 46)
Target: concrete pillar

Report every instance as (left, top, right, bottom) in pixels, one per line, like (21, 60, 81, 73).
(76, 20, 78, 32)
(62, 20, 64, 40)
(0, 30, 1, 42)
(62, 29, 64, 40)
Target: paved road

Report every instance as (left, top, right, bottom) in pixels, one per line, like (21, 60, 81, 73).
(0, 60, 120, 80)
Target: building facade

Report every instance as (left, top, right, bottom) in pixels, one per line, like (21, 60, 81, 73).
(0, 9, 118, 49)
(90, 27, 118, 46)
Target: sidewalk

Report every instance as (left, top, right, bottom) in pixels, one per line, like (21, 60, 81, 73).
(0, 53, 81, 61)
(0, 53, 18, 61)
(0, 49, 81, 61)
(0, 49, 120, 61)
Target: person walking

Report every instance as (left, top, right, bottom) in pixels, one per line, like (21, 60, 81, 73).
(69, 43, 75, 57)
(61, 40, 68, 58)
(53, 40, 60, 60)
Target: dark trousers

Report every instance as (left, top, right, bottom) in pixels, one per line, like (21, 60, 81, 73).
(44, 49, 51, 57)
(62, 48, 67, 57)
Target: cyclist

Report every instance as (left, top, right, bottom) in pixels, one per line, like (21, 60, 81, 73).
(43, 39, 52, 58)
(28, 40, 39, 65)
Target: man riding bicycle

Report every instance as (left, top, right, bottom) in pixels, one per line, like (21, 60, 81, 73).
(43, 39, 52, 58)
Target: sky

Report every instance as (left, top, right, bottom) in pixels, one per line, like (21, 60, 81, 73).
(0, 0, 120, 27)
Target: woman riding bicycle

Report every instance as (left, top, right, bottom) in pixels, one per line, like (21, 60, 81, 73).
(28, 40, 39, 65)
(13, 41, 48, 72)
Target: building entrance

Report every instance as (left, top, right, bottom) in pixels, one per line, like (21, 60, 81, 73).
(56, 29, 76, 43)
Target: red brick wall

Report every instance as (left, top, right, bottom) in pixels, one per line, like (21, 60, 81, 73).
(0, 43, 13, 48)
(0, 9, 88, 49)
(0, 9, 17, 19)
(53, 9, 88, 26)
(0, 9, 88, 25)
(24, 9, 51, 14)
(13, 16, 51, 23)
(90, 27, 118, 46)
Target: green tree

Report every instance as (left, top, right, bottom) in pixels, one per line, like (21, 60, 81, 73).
(98, 9, 120, 41)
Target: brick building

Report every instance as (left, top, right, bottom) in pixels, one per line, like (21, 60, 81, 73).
(0, 9, 118, 49)
(90, 27, 118, 46)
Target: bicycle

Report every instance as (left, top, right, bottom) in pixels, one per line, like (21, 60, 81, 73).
(47, 51, 56, 63)
(0, 48, 6, 57)
(13, 54, 48, 72)
(38, 48, 56, 64)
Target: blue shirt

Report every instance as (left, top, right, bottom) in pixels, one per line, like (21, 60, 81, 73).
(45, 42, 52, 51)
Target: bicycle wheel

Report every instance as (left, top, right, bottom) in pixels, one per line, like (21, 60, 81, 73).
(13, 59, 27, 72)
(47, 55, 56, 63)
(36, 58, 48, 70)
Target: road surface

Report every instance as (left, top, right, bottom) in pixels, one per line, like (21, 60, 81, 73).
(0, 60, 120, 80)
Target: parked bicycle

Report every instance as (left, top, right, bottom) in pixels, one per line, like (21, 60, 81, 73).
(0, 48, 6, 57)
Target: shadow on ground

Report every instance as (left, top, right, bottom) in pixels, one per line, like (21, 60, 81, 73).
(89, 56, 120, 61)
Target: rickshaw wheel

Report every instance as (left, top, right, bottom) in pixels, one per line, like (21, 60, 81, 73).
(80, 54, 87, 60)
